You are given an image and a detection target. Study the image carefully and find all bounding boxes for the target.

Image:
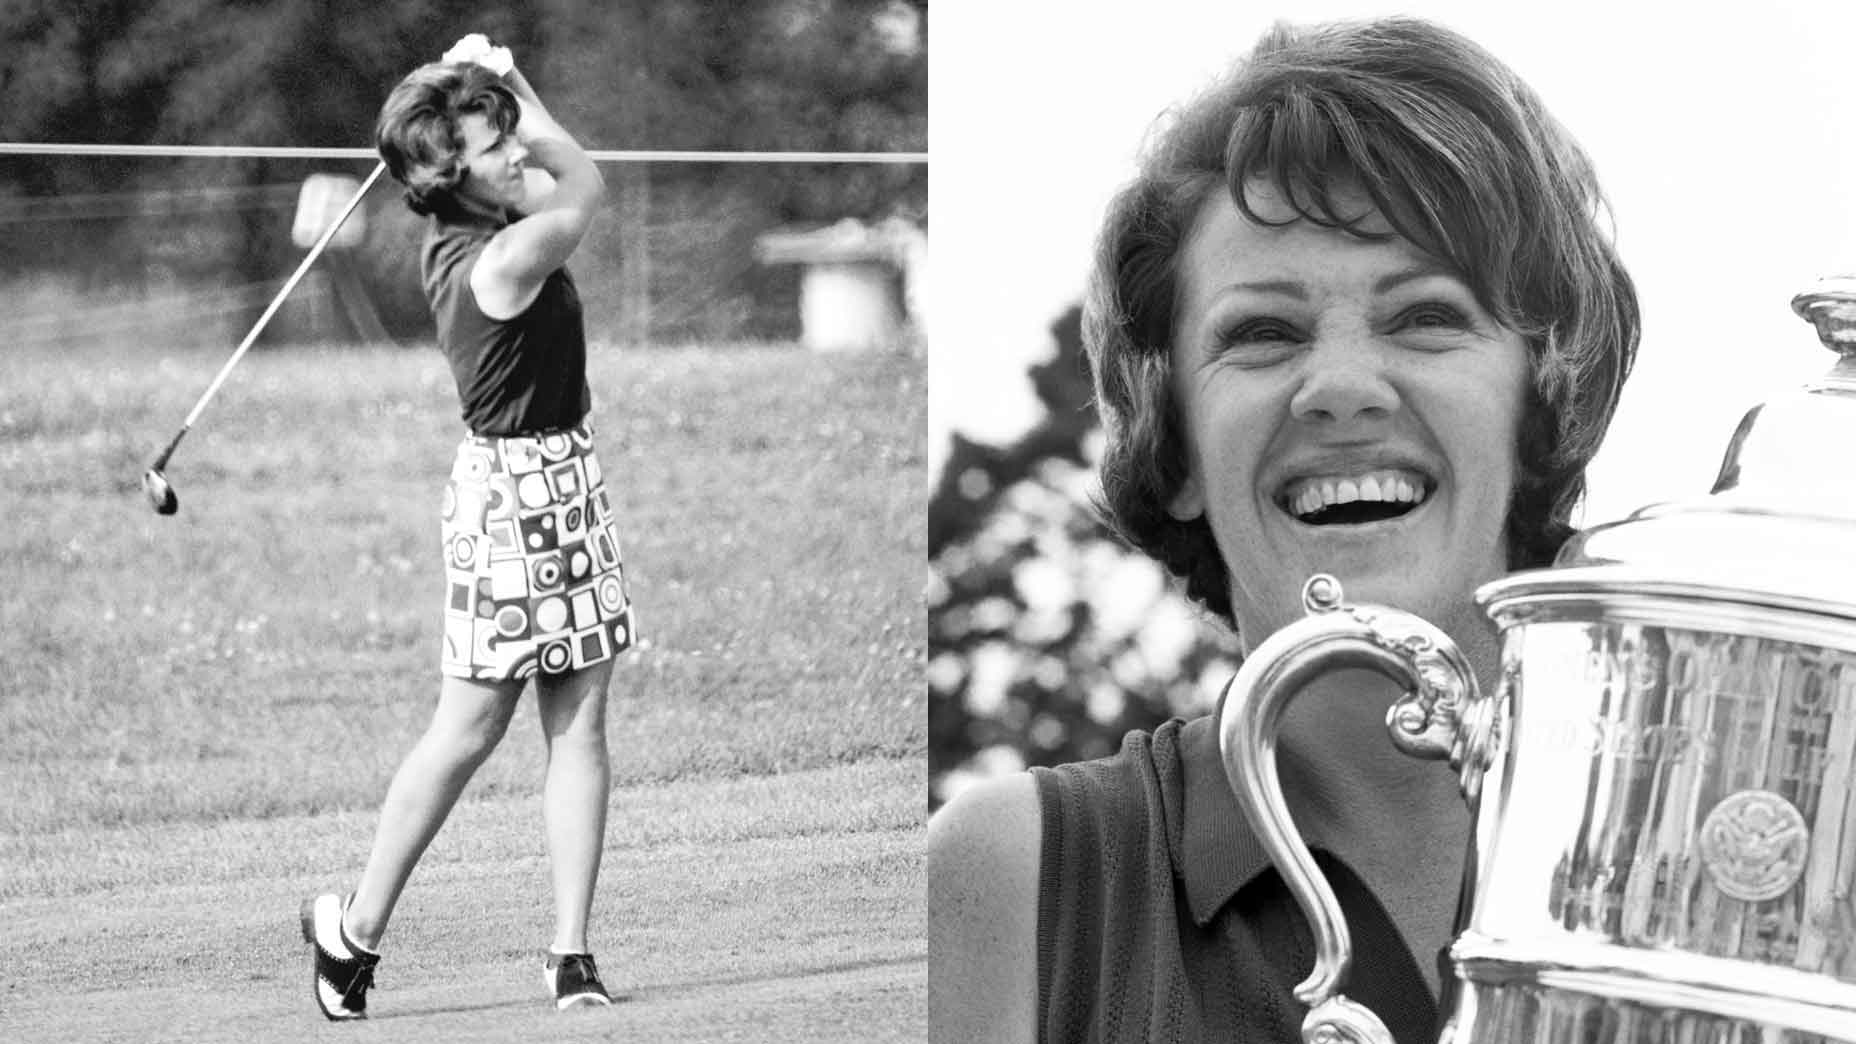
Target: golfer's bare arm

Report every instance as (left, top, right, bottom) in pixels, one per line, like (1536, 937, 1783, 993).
(927, 773, 1040, 1044)
(518, 167, 559, 211)
(472, 66, 605, 320)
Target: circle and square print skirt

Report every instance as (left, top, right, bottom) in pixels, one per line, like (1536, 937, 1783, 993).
(439, 420, 636, 681)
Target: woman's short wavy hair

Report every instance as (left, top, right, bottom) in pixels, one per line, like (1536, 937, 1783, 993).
(375, 62, 519, 217)
(1083, 16, 1640, 628)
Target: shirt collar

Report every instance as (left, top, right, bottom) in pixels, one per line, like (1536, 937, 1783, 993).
(1177, 682, 1358, 927)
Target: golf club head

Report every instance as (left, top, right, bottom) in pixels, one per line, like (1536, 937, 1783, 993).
(143, 469, 179, 515)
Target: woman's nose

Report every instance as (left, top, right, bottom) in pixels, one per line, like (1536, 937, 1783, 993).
(1287, 339, 1399, 424)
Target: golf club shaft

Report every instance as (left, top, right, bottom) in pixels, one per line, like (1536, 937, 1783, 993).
(153, 161, 388, 470)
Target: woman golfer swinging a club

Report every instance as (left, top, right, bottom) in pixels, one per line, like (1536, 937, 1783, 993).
(301, 33, 633, 1018)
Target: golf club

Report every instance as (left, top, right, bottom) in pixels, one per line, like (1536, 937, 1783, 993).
(143, 160, 388, 515)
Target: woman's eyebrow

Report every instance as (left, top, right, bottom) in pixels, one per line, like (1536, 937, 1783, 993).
(1216, 279, 1308, 300)
(1372, 262, 1458, 295)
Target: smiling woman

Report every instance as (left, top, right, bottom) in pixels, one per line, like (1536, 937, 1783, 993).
(927, 15, 1641, 1044)
(1165, 186, 1534, 654)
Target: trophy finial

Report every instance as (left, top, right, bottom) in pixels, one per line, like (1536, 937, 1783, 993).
(1697, 277, 1856, 500)
(1790, 275, 1856, 363)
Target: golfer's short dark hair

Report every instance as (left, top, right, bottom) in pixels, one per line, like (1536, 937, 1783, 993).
(1083, 15, 1641, 628)
(375, 62, 519, 217)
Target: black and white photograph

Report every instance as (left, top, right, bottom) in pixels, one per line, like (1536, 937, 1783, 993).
(13, 0, 1856, 1040)
(1, 4, 924, 1040)
(929, 1, 1856, 1041)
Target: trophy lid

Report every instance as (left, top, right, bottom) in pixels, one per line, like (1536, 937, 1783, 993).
(1482, 276, 1856, 622)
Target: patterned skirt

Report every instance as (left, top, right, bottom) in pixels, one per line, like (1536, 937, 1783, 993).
(439, 420, 636, 681)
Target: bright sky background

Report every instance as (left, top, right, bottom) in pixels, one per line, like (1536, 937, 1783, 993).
(929, 1, 1856, 528)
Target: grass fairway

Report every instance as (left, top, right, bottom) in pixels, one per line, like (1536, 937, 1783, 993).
(5, 760, 923, 1042)
(0, 337, 925, 1038)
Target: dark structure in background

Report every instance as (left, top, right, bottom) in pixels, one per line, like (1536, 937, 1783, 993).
(0, 0, 925, 347)
(927, 306, 1240, 809)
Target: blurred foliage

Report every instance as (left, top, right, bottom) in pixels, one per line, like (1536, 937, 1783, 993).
(0, 0, 925, 344)
(927, 305, 1241, 809)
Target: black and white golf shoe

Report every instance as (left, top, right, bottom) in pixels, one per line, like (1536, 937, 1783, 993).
(300, 893, 380, 1021)
(543, 951, 614, 1010)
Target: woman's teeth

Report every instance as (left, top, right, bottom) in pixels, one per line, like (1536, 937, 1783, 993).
(1287, 470, 1428, 521)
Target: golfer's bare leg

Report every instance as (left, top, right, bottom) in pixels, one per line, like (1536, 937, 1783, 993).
(535, 660, 614, 954)
(344, 675, 524, 949)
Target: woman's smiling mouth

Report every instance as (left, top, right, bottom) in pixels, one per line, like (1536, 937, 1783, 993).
(1278, 468, 1433, 526)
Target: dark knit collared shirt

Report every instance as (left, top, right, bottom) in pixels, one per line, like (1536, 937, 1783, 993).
(422, 212, 591, 437)
(1031, 709, 1439, 1043)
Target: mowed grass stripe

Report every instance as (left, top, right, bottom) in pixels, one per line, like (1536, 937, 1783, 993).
(0, 339, 925, 833)
(1, 756, 921, 902)
(7, 962, 924, 1044)
(3, 760, 925, 1044)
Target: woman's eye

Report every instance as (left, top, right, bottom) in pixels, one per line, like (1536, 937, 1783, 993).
(1219, 319, 1300, 345)
(1212, 319, 1302, 365)
(1398, 302, 1471, 330)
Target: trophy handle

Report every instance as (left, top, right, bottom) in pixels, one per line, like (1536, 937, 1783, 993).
(1218, 574, 1490, 1044)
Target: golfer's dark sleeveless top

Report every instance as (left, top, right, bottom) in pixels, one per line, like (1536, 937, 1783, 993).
(1031, 712, 1438, 1044)
(422, 214, 591, 437)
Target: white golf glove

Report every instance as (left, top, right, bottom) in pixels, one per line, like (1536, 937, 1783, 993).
(442, 33, 514, 76)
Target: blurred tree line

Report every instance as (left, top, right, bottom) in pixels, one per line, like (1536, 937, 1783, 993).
(0, 0, 925, 345)
(927, 304, 1241, 810)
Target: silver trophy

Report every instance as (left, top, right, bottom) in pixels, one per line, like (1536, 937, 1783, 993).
(1221, 278, 1856, 1043)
